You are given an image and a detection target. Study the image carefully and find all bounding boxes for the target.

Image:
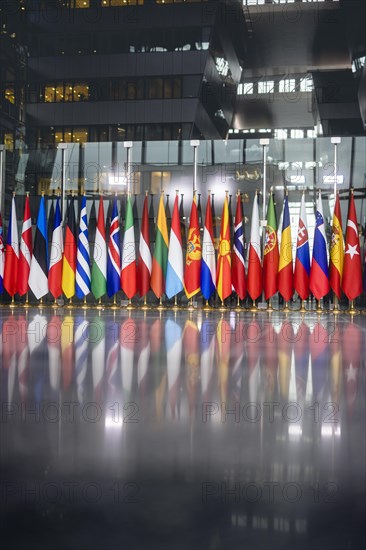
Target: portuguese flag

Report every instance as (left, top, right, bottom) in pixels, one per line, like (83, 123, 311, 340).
(263, 193, 279, 300)
(151, 194, 169, 298)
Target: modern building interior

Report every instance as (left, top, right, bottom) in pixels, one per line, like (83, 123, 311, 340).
(0, 1, 365, 549)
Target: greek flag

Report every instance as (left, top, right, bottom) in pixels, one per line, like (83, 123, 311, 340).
(76, 196, 91, 298)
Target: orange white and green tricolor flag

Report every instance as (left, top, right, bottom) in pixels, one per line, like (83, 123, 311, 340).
(329, 193, 344, 299)
(151, 194, 169, 299)
(184, 194, 202, 299)
(216, 194, 232, 301)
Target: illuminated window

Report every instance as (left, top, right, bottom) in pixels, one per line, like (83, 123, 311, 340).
(73, 84, 89, 101)
(290, 129, 304, 139)
(74, 0, 90, 7)
(4, 87, 15, 104)
(279, 79, 296, 93)
(258, 80, 274, 94)
(300, 76, 314, 92)
(4, 133, 14, 152)
(73, 128, 89, 143)
(44, 85, 56, 102)
(55, 129, 64, 144)
(65, 84, 73, 102)
(55, 84, 65, 102)
(102, 0, 144, 5)
(151, 171, 171, 194)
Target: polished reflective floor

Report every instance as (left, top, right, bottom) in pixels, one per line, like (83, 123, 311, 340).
(0, 308, 365, 550)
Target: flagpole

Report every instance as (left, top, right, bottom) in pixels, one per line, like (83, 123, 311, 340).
(332, 137, 341, 313)
(259, 138, 269, 309)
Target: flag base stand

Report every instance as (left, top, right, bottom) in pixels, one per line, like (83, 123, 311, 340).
(126, 299, 135, 311)
(249, 300, 258, 313)
(218, 300, 227, 313)
(234, 297, 243, 313)
(67, 298, 76, 309)
(23, 294, 31, 309)
(348, 301, 360, 316)
(81, 297, 88, 310)
(156, 298, 166, 311)
(140, 296, 150, 311)
(9, 297, 16, 309)
(95, 298, 104, 310)
(299, 300, 307, 313)
(202, 300, 211, 312)
(283, 302, 290, 313)
(171, 296, 181, 311)
(315, 300, 323, 315)
(51, 299, 59, 309)
(110, 296, 120, 310)
(267, 299, 274, 312)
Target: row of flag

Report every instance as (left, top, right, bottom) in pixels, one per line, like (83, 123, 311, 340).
(0, 190, 364, 303)
(1, 314, 361, 420)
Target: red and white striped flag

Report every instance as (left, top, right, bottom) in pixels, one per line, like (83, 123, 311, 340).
(137, 194, 152, 297)
(18, 195, 32, 296)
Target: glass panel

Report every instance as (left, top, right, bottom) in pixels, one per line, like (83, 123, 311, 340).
(55, 84, 65, 102)
(145, 141, 179, 165)
(44, 85, 55, 103)
(73, 84, 89, 102)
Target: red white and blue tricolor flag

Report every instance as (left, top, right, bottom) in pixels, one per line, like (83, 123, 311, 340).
(200, 193, 216, 300)
(0, 212, 5, 294)
(294, 194, 310, 300)
(309, 191, 330, 300)
(107, 196, 121, 297)
(4, 196, 19, 297)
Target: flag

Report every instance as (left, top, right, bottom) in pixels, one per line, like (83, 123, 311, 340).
(4, 196, 19, 296)
(91, 196, 107, 299)
(342, 191, 362, 301)
(200, 193, 216, 300)
(278, 195, 293, 302)
(0, 211, 4, 294)
(151, 194, 169, 299)
(217, 195, 232, 301)
(166, 193, 184, 299)
(62, 197, 77, 299)
(137, 194, 151, 297)
(263, 193, 278, 300)
(29, 196, 49, 299)
(247, 193, 262, 300)
(76, 196, 91, 299)
(121, 195, 137, 299)
(294, 194, 310, 300)
(184, 194, 201, 299)
(107, 197, 121, 297)
(329, 193, 344, 299)
(48, 198, 63, 299)
(309, 192, 330, 300)
(18, 195, 32, 296)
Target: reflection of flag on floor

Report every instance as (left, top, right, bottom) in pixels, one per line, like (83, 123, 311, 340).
(216, 318, 231, 404)
(18, 195, 32, 297)
(184, 319, 200, 419)
(342, 321, 361, 419)
(151, 318, 167, 422)
(165, 319, 182, 419)
(278, 321, 293, 400)
(309, 322, 329, 402)
(262, 319, 278, 400)
(17, 315, 29, 404)
(28, 314, 48, 403)
(106, 320, 120, 395)
(200, 319, 216, 402)
(120, 319, 136, 402)
(47, 315, 62, 399)
(247, 320, 261, 402)
(294, 194, 310, 300)
(137, 320, 150, 409)
(329, 322, 342, 405)
(91, 316, 105, 404)
(309, 192, 330, 300)
(4, 196, 19, 297)
(2, 316, 18, 403)
(294, 322, 310, 407)
(61, 316, 75, 391)
(75, 318, 89, 404)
